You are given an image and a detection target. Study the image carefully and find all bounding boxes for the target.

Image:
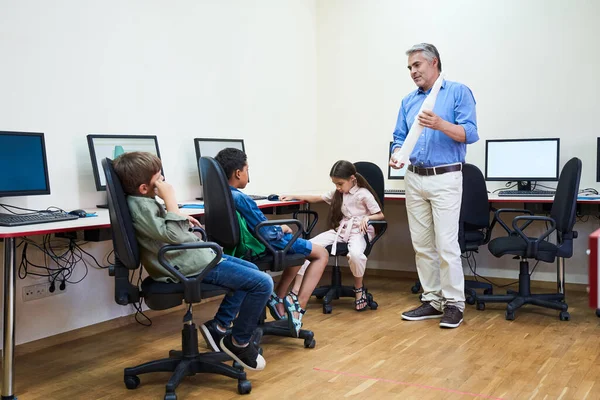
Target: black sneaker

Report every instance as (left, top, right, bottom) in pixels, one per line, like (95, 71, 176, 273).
(439, 305, 464, 328)
(401, 302, 443, 321)
(220, 334, 266, 371)
(200, 319, 227, 352)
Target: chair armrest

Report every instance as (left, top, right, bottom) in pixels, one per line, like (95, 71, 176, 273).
(364, 220, 388, 257)
(254, 219, 304, 270)
(293, 210, 319, 238)
(157, 241, 223, 304)
(492, 208, 534, 235)
(512, 215, 556, 258)
(192, 226, 207, 241)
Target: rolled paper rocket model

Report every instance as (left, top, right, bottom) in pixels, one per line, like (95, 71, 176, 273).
(392, 73, 445, 166)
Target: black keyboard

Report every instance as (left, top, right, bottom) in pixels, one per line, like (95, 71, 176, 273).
(248, 194, 268, 201)
(0, 212, 79, 227)
(498, 190, 555, 197)
(384, 189, 406, 195)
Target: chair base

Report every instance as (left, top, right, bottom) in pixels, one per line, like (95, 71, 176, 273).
(313, 264, 378, 314)
(256, 319, 316, 348)
(124, 322, 251, 399)
(475, 260, 569, 321)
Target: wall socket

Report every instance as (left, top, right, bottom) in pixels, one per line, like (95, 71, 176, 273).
(22, 282, 64, 302)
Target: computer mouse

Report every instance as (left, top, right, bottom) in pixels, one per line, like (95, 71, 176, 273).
(267, 194, 279, 201)
(68, 209, 87, 218)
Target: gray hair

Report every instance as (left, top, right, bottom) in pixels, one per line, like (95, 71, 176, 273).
(406, 43, 442, 72)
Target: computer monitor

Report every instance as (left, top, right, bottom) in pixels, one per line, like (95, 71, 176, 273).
(194, 138, 246, 186)
(0, 131, 51, 197)
(388, 142, 408, 179)
(87, 134, 163, 191)
(485, 138, 560, 191)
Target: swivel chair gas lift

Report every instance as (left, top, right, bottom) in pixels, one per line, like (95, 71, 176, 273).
(476, 157, 582, 321)
(199, 156, 316, 348)
(411, 163, 494, 303)
(102, 158, 252, 400)
(295, 161, 388, 314)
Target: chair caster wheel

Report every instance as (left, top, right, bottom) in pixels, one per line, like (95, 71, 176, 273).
(164, 392, 177, 400)
(369, 301, 378, 310)
(124, 375, 140, 390)
(476, 302, 485, 311)
(323, 304, 332, 314)
(466, 296, 475, 305)
(316, 295, 324, 300)
(559, 311, 570, 321)
(233, 361, 244, 371)
(238, 379, 252, 394)
(596, 309, 600, 318)
(304, 338, 316, 348)
(505, 310, 515, 320)
(411, 285, 420, 294)
(484, 288, 493, 295)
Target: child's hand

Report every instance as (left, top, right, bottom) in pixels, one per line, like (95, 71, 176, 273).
(281, 224, 293, 234)
(359, 216, 370, 233)
(154, 179, 176, 202)
(186, 215, 202, 228)
(280, 195, 294, 201)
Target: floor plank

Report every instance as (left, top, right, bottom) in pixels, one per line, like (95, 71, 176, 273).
(12, 276, 600, 399)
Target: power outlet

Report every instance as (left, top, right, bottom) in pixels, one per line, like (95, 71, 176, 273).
(22, 282, 64, 302)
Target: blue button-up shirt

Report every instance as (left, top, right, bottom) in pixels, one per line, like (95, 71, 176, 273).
(391, 80, 479, 168)
(230, 187, 284, 241)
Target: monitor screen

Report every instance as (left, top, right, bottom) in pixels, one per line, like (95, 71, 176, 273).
(194, 138, 246, 185)
(388, 142, 408, 179)
(485, 138, 560, 181)
(0, 131, 51, 197)
(87, 134, 162, 191)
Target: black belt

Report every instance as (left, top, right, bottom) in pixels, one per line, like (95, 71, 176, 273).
(408, 163, 462, 176)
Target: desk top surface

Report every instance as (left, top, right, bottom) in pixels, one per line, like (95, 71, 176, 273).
(0, 199, 304, 238)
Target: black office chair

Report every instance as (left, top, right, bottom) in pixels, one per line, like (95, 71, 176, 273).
(296, 161, 388, 314)
(200, 156, 316, 348)
(410, 163, 494, 303)
(476, 157, 582, 321)
(101, 158, 252, 400)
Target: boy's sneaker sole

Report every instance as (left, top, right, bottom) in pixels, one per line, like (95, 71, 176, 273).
(200, 323, 222, 352)
(220, 336, 266, 371)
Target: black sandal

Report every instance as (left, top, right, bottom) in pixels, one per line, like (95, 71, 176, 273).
(353, 287, 368, 312)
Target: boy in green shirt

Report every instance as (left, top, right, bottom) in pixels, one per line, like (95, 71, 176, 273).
(113, 151, 272, 371)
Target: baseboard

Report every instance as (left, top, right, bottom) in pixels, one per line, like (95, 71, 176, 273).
(15, 294, 224, 357)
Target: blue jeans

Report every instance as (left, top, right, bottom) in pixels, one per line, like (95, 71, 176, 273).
(201, 256, 273, 343)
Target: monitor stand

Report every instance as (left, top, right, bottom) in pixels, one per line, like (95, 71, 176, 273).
(97, 204, 108, 209)
(517, 181, 532, 191)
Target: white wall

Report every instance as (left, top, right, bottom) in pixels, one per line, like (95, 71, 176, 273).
(0, 0, 318, 346)
(316, 0, 600, 190)
(314, 0, 600, 283)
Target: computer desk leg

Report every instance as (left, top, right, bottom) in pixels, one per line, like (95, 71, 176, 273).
(556, 257, 565, 295)
(2, 237, 16, 399)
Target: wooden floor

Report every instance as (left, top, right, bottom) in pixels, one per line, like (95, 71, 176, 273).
(13, 276, 600, 400)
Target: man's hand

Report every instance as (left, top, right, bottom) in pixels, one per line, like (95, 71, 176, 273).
(418, 110, 447, 131)
(281, 224, 293, 234)
(389, 149, 405, 170)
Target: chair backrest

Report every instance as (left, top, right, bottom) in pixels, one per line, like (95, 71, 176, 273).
(101, 158, 140, 269)
(550, 157, 582, 235)
(200, 156, 240, 249)
(460, 163, 489, 229)
(354, 161, 385, 210)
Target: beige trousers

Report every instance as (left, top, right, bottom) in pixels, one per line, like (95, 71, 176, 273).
(298, 228, 370, 277)
(405, 169, 465, 312)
